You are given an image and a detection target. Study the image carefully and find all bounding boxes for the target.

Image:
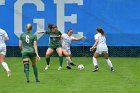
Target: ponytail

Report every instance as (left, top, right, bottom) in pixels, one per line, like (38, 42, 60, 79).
(96, 27, 105, 36)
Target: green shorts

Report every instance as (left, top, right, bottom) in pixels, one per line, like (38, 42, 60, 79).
(49, 45, 62, 50)
(22, 52, 36, 61)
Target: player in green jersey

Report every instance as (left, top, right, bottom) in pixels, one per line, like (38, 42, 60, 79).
(37, 24, 63, 70)
(19, 24, 40, 83)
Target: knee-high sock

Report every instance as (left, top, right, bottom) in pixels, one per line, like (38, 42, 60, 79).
(93, 57, 98, 68)
(59, 56, 63, 67)
(66, 57, 72, 66)
(1, 62, 10, 72)
(24, 63, 29, 81)
(32, 65, 39, 81)
(46, 57, 50, 65)
(105, 59, 113, 68)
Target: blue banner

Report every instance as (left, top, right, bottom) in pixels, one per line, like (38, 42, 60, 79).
(0, 0, 140, 46)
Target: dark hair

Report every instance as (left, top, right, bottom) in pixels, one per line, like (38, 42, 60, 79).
(67, 28, 73, 34)
(48, 24, 57, 30)
(96, 27, 105, 36)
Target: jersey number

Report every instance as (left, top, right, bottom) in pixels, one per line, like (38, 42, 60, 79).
(26, 35, 30, 43)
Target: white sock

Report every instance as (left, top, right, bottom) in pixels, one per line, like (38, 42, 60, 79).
(93, 57, 98, 67)
(66, 57, 72, 66)
(1, 62, 10, 72)
(105, 59, 113, 68)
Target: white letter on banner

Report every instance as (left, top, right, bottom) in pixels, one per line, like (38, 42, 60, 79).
(0, 0, 5, 5)
(54, 0, 84, 38)
(14, 0, 45, 39)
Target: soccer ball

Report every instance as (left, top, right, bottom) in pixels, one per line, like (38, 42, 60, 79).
(78, 64, 84, 70)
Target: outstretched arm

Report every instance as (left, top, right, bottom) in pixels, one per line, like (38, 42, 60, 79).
(37, 30, 46, 34)
(72, 36, 84, 40)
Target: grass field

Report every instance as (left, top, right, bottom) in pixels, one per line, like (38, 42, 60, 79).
(0, 57, 140, 93)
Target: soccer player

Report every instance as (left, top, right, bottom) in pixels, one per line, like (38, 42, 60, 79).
(90, 27, 114, 72)
(0, 28, 11, 77)
(62, 28, 84, 69)
(19, 24, 40, 83)
(37, 24, 63, 70)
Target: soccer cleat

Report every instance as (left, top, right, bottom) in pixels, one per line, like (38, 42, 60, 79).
(7, 70, 11, 77)
(45, 65, 50, 70)
(93, 68, 99, 72)
(66, 66, 71, 69)
(111, 67, 114, 72)
(58, 66, 62, 70)
(27, 80, 30, 83)
(70, 62, 76, 66)
(36, 80, 40, 82)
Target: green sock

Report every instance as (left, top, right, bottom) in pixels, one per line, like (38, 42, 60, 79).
(24, 64, 29, 81)
(46, 57, 50, 65)
(59, 56, 63, 67)
(32, 65, 38, 81)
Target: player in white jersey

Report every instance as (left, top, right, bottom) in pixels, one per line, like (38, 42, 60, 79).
(0, 28, 11, 77)
(62, 28, 84, 69)
(90, 27, 114, 72)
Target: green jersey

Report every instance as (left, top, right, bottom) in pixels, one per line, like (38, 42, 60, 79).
(45, 30, 62, 48)
(20, 32, 37, 53)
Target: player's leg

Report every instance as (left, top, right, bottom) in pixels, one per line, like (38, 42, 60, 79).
(66, 49, 76, 66)
(22, 55, 30, 83)
(45, 48, 54, 70)
(0, 48, 11, 77)
(69, 55, 72, 60)
(68, 49, 72, 61)
(56, 48, 63, 70)
(30, 53, 40, 82)
(93, 52, 100, 72)
(103, 52, 114, 71)
(62, 50, 71, 69)
(69, 55, 76, 66)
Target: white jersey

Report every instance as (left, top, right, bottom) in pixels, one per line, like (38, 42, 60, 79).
(94, 33, 108, 53)
(0, 28, 8, 44)
(0, 28, 8, 55)
(62, 34, 75, 49)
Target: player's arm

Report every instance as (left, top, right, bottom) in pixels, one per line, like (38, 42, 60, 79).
(19, 40, 22, 50)
(72, 36, 84, 40)
(92, 39, 99, 48)
(37, 30, 46, 34)
(58, 31, 65, 48)
(90, 34, 99, 51)
(60, 34, 65, 48)
(37, 30, 50, 34)
(33, 40, 40, 60)
(60, 35, 65, 48)
(3, 31, 9, 41)
(19, 34, 23, 50)
(90, 39, 99, 51)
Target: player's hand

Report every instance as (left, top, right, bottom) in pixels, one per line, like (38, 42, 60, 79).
(90, 46, 96, 52)
(83, 36, 86, 39)
(90, 47, 93, 51)
(36, 55, 40, 61)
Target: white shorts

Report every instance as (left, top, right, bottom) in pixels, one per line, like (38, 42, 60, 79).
(96, 45, 108, 55)
(0, 44, 6, 55)
(62, 48, 71, 55)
